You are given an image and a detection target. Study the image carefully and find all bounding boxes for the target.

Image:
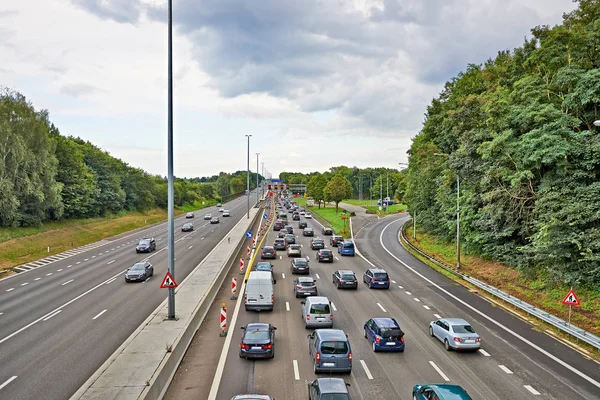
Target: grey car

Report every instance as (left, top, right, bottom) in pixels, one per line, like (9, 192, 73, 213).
(287, 244, 302, 257)
(181, 222, 193, 232)
(231, 396, 274, 400)
(284, 234, 296, 245)
(308, 378, 351, 400)
(429, 318, 481, 351)
(210, 216, 220, 224)
(136, 238, 156, 253)
(294, 276, 318, 297)
(125, 261, 154, 282)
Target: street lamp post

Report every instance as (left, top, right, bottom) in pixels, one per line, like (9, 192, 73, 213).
(166, 0, 176, 320)
(261, 162, 264, 198)
(245, 135, 252, 219)
(256, 153, 260, 206)
(369, 175, 372, 206)
(380, 174, 383, 213)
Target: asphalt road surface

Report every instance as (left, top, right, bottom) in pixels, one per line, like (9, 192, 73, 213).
(0, 193, 258, 400)
(173, 200, 600, 400)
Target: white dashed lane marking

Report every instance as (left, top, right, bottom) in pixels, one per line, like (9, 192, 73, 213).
(93, 310, 107, 320)
(20, 283, 28, 286)
(0, 376, 17, 391)
(107, 260, 115, 265)
(286, 302, 290, 311)
(360, 360, 374, 380)
(46, 273, 53, 276)
(66, 265, 73, 268)
(315, 273, 320, 279)
(391, 280, 396, 284)
(414, 298, 421, 302)
(423, 305, 431, 310)
(479, 349, 491, 357)
(61, 279, 74, 286)
(434, 314, 442, 319)
(429, 361, 450, 381)
(282, 273, 286, 279)
(34, 278, 41, 281)
(398, 285, 403, 289)
(405, 291, 412, 295)
(293, 360, 300, 380)
(524, 385, 541, 395)
(331, 302, 337, 311)
(498, 365, 513, 374)
(376, 303, 387, 313)
(57, 269, 63, 272)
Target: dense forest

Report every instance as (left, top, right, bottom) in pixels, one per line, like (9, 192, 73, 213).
(0, 89, 260, 227)
(404, 0, 600, 287)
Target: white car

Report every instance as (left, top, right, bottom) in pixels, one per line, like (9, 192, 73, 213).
(300, 211, 306, 215)
(219, 207, 225, 213)
(305, 213, 312, 219)
(223, 210, 230, 217)
(204, 213, 212, 220)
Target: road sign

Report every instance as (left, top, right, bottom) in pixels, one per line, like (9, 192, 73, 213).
(246, 231, 253, 239)
(263, 214, 268, 219)
(562, 289, 580, 306)
(160, 272, 178, 289)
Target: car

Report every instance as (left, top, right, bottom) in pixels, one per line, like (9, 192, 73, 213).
(283, 225, 294, 234)
(330, 235, 343, 246)
(255, 262, 276, 284)
(322, 227, 333, 235)
(363, 268, 390, 289)
(185, 212, 194, 218)
(429, 318, 481, 351)
(204, 213, 212, 220)
(124, 261, 153, 282)
(287, 244, 302, 257)
(216, 203, 222, 207)
(210, 216, 220, 224)
(181, 222, 194, 232)
(284, 234, 296, 245)
(292, 213, 300, 221)
(273, 238, 286, 250)
(308, 329, 352, 373)
(261, 246, 277, 259)
(230, 395, 275, 400)
(337, 240, 355, 256)
(303, 227, 314, 236)
(300, 210, 306, 215)
(136, 238, 156, 253)
(412, 384, 473, 400)
(291, 257, 310, 274)
(277, 230, 288, 239)
(332, 270, 357, 289)
(364, 318, 405, 352)
(299, 220, 308, 229)
(223, 210, 230, 217)
(239, 323, 277, 359)
(310, 238, 325, 250)
(305, 212, 313, 219)
(316, 248, 333, 262)
(219, 207, 225, 213)
(294, 276, 318, 297)
(273, 221, 284, 231)
(308, 378, 351, 400)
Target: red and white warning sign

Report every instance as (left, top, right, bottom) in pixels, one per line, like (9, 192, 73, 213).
(561, 289, 580, 306)
(160, 271, 178, 289)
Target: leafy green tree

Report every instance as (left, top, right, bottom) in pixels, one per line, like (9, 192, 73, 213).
(215, 173, 231, 197)
(306, 173, 328, 208)
(229, 176, 246, 194)
(323, 174, 353, 213)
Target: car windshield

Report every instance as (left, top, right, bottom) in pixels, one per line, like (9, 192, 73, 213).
(320, 249, 331, 254)
(275, 239, 284, 244)
(374, 272, 388, 279)
(320, 341, 348, 354)
(343, 242, 354, 248)
(295, 259, 308, 266)
(139, 240, 150, 245)
(300, 281, 315, 287)
(256, 265, 272, 271)
(131, 264, 146, 271)
(341, 274, 355, 280)
(310, 303, 330, 314)
(321, 395, 350, 400)
(290, 245, 300, 250)
(245, 330, 269, 340)
(380, 327, 403, 338)
(453, 324, 475, 334)
(305, 228, 313, 232)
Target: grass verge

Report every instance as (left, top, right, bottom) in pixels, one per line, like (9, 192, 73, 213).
(296, 198, 351, 238)
(339, 199, 407, 215)
(404, 225, 600, 340)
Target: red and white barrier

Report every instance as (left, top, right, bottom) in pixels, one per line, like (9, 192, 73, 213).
(231, 277, 238, 300)
(239, 257, 245, 274)
(219, 303, 227, 337)
(247, 245, 251, 256)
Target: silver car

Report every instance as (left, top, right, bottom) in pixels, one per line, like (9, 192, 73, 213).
(429, 318, 481, 351)
(294, 276, 318, 297)
(287, 244, 302, 257)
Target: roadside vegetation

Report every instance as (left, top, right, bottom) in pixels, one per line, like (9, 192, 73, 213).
(296, 198, 351, 238)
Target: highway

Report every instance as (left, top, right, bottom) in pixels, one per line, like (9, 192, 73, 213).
(175, 198, 600, 399)
(0, 193, 257, 400)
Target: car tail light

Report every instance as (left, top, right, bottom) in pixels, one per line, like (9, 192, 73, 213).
(316, 352, 321, 362)
(453, 337, 462, 343)
(271, 294, 274, 303)
(401, 336, 405, 343)
(263, 343, 273, 349)
(306, 315, 310, 320)
(330, 315, 333, 321)
(387, 277, 391, 282)
(262, 252, 265, 255)
(348, 352, 352, 362)
(375, 336, 380, 343)
(476, 337, 481, 342)
(371, 278, 375, 282)
(240, 343, 249, 349)
(296, 285, 302, 289)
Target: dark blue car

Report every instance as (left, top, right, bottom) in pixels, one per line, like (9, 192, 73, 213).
(363, 268, 390, 289)
(364, 318, 405, 352)
(239, 323, 277, 359)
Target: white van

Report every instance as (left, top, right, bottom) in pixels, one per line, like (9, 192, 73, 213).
(245, 271, 275, 311)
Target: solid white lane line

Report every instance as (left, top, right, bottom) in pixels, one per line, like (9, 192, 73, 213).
(414, 298, 421, 302)
(376, 303, 387, 312)
(479, 349, 491, 356)
(188, 245, 193, 249)
(6, 288, 14, 292)
(92, 310, 107, 320)
(20, 283, 28, 286)
(281, 273, 286, 279)
(61, 279, 74, 286)
(315, 273, 320, 279)
(293, 360, 300, 380)
(107, 260, 115, 265)
(57, 269, 63, 272)
(286, 302, 290, 311)
(34, 277, 41, 281)
(429, 361, 450, 381)
(331, 302, 337, 311)
(498, 365, 513, 374)
(524, 385, 541, 395)
(66, 265, 73, 268)
(434, 314, 442, 319)
(106, 278, 117, 285)
(0, 376, 17, 391)
(423, 305, 431, 310)
(405, 291, 412, 295)
(360, 360, 374, 380)
(43, 310, 62, 321)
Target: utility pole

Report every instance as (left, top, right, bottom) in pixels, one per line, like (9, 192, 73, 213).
(380, 174, 383, 212)
(166, 0, 175, 320)
(261, 162, 264, 199)
(370, 175, 372, 206)
(456, 174, 460, 269)
(256, 153, 260, 206)
(386, 170, 389, 199)
(245, 134, 251, 219)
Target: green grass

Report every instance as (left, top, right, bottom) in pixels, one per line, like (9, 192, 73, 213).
(340, 199, 408, 215)
(176, 199, 218, 212)
(297, 198, 351, 238)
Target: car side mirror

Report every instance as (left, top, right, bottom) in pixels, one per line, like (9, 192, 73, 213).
(345, 383, 351, 387)
(307, 334, 311, 339)
(240, 326, 246, 330)
(300, 301, 305, 305)
(273, 326, 277, 330)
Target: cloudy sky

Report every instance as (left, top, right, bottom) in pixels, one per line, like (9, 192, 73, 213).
(0, 0, 576, 178)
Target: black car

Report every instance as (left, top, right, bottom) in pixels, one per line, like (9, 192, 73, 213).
(330, 235, 344, 246)
(292, 213, 300, 221)
(333, 269, 358, 289)
(125, 261, 154, 282)
(239, 323, 277, 359)
(299, 220, 308, 229)
(284, 234, 296, 245)
(283, 225, 294, 234)
(322, 227, 333, 235)
(308, 378, 351, 400)
(136, 238, 156, 253)
(273, 221, 284, 231)
(274, 238, 286, 250)
(316, 248, 333, 262)
(181, 222, 194, 232)
(311, 238, 325, 250)
(185, 212, 194, 219)
(261, 246, 277, 259)
(291, 257, 310, 274)
(303, 227, 314, 237)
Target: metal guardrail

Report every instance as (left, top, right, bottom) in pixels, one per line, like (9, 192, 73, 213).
(400, 219, 600, 351)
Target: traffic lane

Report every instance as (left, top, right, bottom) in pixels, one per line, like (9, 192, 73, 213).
(360, 216, 600, 399)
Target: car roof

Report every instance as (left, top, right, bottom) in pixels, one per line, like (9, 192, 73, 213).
(423, 384, 472, 399)
(312, 238, 324, 241)
(293, 257, 308, 262)
(315, 329, 347, 340)
(337, 269, 355, 275)
(263, 246, 274, 250)
(246, 323, 270, 331)
(297, 276, 315, 282)
(444, 318, 470, 325)
(274, 238, 285, 242)
(315, 378, 348, 394)
(372, 317, 399, 327)
(368, 268, 387, 273)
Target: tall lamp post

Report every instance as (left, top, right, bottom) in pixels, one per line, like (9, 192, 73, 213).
(245, 134, 252, 219)
(433, 153, 460, 269)
(256, 153, 260, 206)
(166, 0, 176, 320)
(261, 162, 265, 198)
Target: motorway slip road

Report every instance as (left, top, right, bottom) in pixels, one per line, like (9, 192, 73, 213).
(167, 208, 600, 400)
(0, 194, 255, 400)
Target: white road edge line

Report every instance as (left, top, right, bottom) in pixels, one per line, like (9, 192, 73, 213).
(92, 310, 107, 320)
(376, 219, 600, 390)
(498, 365, 513, 374)
(286, 302, 290, 311)
(429, 361, 450, 381)
(376, 303, 387, 312)
(293, 360, 300, 380)
(479, 349, 491, 357)
(0, 376, 17, 391)
(61, 279, 74, 286)
(524, 385, 541, 395)
(43, 310, 62, 321)
(359, 360, 374, 380)
(331, 302, 337, 311)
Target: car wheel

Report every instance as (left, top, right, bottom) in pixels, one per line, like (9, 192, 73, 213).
(363, 328, 367, 338)
(372, 341, 377, 352)
(444, 339, 452, 351)
(429, 326, 434, 337)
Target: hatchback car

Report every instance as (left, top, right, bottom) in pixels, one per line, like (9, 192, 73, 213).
(429, 318, 481, 351)
(311, 238, 325, 250)
(316, 248, 333, 263)
(287, 244, 302, 257)
(273, 221, 284, 231)
(332, 270, 357, 289)
(273, 238, 286, 250)
(330, 235, 343, 246)
(294, 276, 318, 297)
(277, 230, 288, 239)
(255, 262, 276, 284)
(239, 323, 277, 359)
(210, 216, 220, 224)
(322, 227, 333, 235)
(305, 212, 313, 219)
(283, 225, 294, 234)
(181, 222, 193, 232)
(363, 268, 390, 289)
(125, 261, 154, 282)
(308, 378, 351, 400)
(185, 212, 194, 218)
(292, 212, 300, 221)
(291, 257, 310, 274)
(223, 210, 230, 217)
(303, 227, 314, 236)
(412, 384, 473, 400)
(204, 213, 212, 220)
(261, 246, 277, 259)
(364, 318, 405, 352)
(284, 234, 296, 245)
(136, 238, 156, 253)
(299, 220, 308, 229)
(231, 395, 274, 400)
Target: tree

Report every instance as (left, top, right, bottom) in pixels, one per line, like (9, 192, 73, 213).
(215, 173, 230, 198)
(323, 174, 353, 213)
(229, 176, 246, 194)
(306, 173, 328, 208)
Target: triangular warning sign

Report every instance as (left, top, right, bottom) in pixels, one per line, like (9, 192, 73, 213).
(160, 272, 178, 289)
(561, 289, 580, 306)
